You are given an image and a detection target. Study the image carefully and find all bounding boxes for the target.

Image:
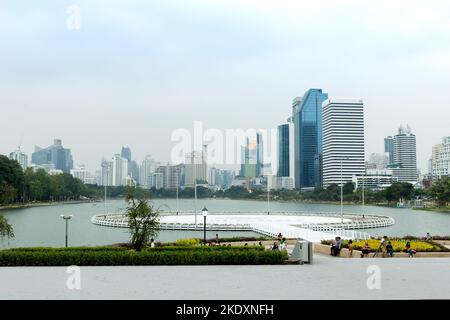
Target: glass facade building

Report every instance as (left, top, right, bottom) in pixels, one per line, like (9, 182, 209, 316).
(277, 124, 290, 177)
(31, 139, 73, 173)
(293, 89, 328, 189)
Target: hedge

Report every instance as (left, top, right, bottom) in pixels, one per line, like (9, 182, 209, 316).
(0, 247, 287, 266)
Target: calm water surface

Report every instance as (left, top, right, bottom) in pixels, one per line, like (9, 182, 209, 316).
(1, 199, 449, 248)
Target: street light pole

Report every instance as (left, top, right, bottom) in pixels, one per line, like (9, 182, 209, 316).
(60, 215, 73, 248)
(340, 159, 343, 226)
(202, 207, 208, 246)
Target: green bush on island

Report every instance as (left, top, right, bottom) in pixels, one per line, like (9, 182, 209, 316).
(0, 246, 286, 266)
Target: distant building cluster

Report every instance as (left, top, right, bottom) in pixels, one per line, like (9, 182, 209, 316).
(6, 90, 448, 193)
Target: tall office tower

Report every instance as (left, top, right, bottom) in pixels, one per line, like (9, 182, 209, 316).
(392, 125, 418, 183)
(9, 147, 28, 171)
(277, 124, 290, 177)
(239, 137, 257, 178)
(111, 154, 128, 186)
(121, 146, 132, 163)
(101, 158, 113, 186)
(155, 164, 182, 189)
(256, 132, 264, 177)
(384, 136, 395, 165)
(31, 139, 73, 173)
(185, 150, 208, 187)
(322, 98, 365, 187)
(129, 160, 140, 183)
(293, 89, 329, 189)
(140, 155, 156, 188)
(431, 137, 450, 179)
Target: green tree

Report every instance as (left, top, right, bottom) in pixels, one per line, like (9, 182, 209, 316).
(0, 215, 14, 240)
(430, 177, 450, 206)
(125, 187, 160, 251)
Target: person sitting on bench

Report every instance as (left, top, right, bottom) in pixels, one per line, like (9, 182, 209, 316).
(331, 237, 342, 256)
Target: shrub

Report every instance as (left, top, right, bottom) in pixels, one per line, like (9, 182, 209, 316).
(174, 238, 201, 246)
(0, 246, 285, 266)
(321, 238, 449, 252)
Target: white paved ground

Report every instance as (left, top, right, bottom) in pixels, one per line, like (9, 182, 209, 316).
(2, 255, 450, 300)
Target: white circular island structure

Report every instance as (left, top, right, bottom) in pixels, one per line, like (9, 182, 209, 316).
(91, 211, 395, 242)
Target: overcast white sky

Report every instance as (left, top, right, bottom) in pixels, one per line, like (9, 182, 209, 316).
(1, 0, 449, 173)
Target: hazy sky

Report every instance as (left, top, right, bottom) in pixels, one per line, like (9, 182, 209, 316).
(1, 0, 450, 173)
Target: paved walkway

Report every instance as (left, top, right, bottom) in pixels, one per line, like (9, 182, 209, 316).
(2, 255, 450, 300)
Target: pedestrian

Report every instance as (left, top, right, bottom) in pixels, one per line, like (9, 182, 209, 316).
(258, 241, 263, 247)
(215, 233, 220, 244)
(279, 238, 287, 251)
(361, 242, 371, 258)
(331, 237, 342, 256)
(405, 241, 415, 257)
(277, 233, 283, 241)
(272, 242, 279, 250)
(386, 241, 394, 257)
(150, 238, 155, 248)
(425, 232, 432, 241)
(348, 240, 354, 258)
(380, 236, 388, 258)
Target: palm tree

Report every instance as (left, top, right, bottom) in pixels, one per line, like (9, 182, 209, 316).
(0, 215, 14, 240)
(125, 187, 160, 251)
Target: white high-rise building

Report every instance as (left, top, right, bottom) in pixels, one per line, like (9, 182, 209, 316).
(112, 154, 128, 186)
(185, 149, 208, 188)
(392, 125, 418, 183)
(70, 165, 96, 184)
(140, 155, 156, 188)
(9, 148, 28, 171)
(322, 98, 365, 187)
(432, 137, 450, 179)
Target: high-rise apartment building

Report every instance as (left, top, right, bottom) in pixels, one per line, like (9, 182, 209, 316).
(111, 154, 128, 186)
(293, 89, 329, 189)
(70, 165, 95, 184)
(155, 164, 182, 189)
(322, 98, 365, 187)
(277, 124, 290, 177)
(185, 149, 208, 187)
(392, 125, 418, 183)
(140, 155, 156, 188)
(431, 137, 450, 179)
(9, 147, 28, 171)
(31, 139, 73, 173)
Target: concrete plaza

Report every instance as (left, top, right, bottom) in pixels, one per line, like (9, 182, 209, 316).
(1, 255, 450, 300)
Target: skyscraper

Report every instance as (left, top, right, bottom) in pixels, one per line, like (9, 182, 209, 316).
(121, 146, 132, 163)
(111, 154, 128, 186)
(140, 155, 156, 188)
(256, 132, 264, 177)
(277, 124, 290, 177)
(31, 139, 73, 173)
(155, 164, 183, 189)
(431, 137, 450, 179)
(384, 136, 394, 165)
(9, 147, 28, 171)
(392, 125, 418, 183)
(185, 149, 208, 187)
(293, 89, 329, 189)
(322, 98, 365, 187)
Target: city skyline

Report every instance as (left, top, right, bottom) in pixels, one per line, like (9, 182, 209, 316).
(2, 1, 450, 172)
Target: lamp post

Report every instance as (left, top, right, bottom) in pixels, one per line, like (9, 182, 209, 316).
(202, 207, 208, 246)
(60, 215, 73, 248)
